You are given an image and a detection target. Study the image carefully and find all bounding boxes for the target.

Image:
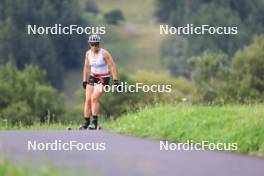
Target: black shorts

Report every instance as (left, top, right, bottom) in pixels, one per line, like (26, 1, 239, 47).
(87, 75, 110, 86)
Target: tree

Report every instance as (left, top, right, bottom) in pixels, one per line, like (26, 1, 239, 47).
(156, 0, 264, 77)
(104, 9, 125, 25)
(189, 36, 264, 104)
(83, 0, 98, 14)
(0, 0, 88, 89)
(160, 36, 190, 77)
(0, 64, 64, 125)
(229, 36, 264, 103)
(189, 51, 230, 103)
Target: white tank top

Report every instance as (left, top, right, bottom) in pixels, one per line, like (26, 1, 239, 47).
(88, 48, 109, 74)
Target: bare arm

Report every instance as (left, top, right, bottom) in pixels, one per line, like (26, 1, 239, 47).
(103, 50, 118, 80)
(83, 51, 89, 82)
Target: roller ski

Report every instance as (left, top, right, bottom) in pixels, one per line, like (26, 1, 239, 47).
(66, 125, 101, 131)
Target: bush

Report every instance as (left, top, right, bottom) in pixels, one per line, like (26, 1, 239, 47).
(131, 70, 194, 105)
(0, 64, 64, 125)
(156, 0, 263, 78)
(78, 72, 141, 118)
(1, 101, 33, 126)
(189, 51, 230, 104)
(189, 36, 264, 104)
(0, 0, 88, 89)
(33, 84, 64, 123)
(78, 71, 194, 118)
(104, 9, 125, 25)
(229, 35, 264, 103)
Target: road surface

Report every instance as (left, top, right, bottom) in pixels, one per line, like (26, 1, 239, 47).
(0, 131, 263, 176)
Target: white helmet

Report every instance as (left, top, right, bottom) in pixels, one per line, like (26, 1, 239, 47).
(88, 34, 101, 43)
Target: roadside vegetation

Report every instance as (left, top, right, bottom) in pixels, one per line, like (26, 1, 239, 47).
(103, 104, 264, 157)
(0, 159, 63, 176)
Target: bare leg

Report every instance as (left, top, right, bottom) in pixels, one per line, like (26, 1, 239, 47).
(84, 85, 94, 118)
(91, 84, 104, 116)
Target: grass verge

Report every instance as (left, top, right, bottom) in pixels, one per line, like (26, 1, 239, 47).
(0, 122, 73, 130)
(103, 104, 264, 157)
(0, 159, 62, 176)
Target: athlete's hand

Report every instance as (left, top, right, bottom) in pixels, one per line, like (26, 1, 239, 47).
(82, 81, 88, 89)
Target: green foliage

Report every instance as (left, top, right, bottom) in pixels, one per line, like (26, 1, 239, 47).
(33, 85, 64, 122)
(0, 64, 64, 125)
(104, 9, 125, 25)
(229, 36, 264, 103)
(187, 4, 247, 56)
(155, 0, 180, 23)
(157, 0, 264, 104)
(157, 0, 264, 77)
(156, 0, 264, 31)
(59, 107, 83, 124)
(131, 70, 194, 104)
(189, 51, 230, 103)
(0, 0, 88, 88)
(2, 101, 33, 126)
(160, 36, 190, 76)
(190, 36, 264, 104)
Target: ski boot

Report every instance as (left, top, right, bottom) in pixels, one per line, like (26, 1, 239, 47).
(79, 118, 90, 130)
(88, 116, 101, 130)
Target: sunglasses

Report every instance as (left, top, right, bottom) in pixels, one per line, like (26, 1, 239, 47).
(89, 42, 100, 47)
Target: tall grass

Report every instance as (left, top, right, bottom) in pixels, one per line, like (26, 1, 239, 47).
(103, 104, 264, 156)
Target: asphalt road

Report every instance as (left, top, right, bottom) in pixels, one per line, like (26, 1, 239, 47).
(0, 131, 263, 176)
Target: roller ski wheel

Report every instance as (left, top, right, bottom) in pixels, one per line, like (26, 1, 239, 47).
(88, 125, 102, 130)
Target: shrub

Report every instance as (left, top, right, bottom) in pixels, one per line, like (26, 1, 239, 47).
(230, 36, 264, 103)
(0, 64, 64, 125)
(78, 71, 194, 118)
(1, 101, 33, 126)
(104, 9, 125, 25)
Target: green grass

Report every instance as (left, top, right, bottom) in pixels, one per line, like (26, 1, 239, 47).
(103, 104, 264, 156)
(0, 122, 73, 130)
(0, 159, 87, 176)
(0, 159, 63, 176)
(0, 118, 107, 130)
